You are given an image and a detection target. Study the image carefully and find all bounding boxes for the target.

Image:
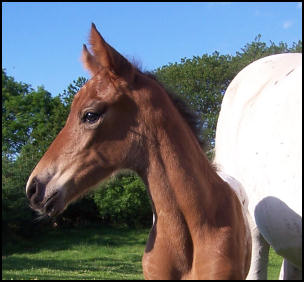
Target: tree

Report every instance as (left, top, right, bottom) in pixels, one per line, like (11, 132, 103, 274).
(93, 171, 152, 227)
(2, 71, 88, 240)
(232, 34, 302, 73)
(155, 52, 234, 150)
(59, 77, 87, 108)
(2, 69, 34, 158)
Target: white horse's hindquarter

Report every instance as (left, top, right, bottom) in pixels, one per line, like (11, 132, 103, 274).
(214, 53, 302, 279)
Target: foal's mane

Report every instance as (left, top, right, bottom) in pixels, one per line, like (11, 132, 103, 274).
(141, 71, 206, 150)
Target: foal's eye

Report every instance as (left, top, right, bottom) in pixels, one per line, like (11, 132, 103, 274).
(83, 112, 100, 124)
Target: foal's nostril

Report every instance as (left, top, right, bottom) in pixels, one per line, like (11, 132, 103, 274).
(26, 177, 45, 207)
(27, 179, 36, 199)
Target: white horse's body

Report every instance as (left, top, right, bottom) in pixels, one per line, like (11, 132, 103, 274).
(214, 53, 302, 279)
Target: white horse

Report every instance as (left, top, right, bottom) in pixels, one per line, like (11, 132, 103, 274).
(214, 53, 302, 279)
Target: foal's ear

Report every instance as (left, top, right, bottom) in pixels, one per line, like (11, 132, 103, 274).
(82, 44, 101, 76)
(89, 23, 134, 81)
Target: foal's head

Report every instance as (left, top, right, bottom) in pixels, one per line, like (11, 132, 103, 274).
(26, 23, 198, 217)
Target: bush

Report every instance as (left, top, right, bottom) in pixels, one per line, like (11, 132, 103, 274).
(2, 154, 41, 246)
(55, 194, 100, 228)
(93, 171, 153, 227)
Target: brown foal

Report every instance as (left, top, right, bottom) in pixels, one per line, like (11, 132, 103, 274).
(26, 23, 251, 279)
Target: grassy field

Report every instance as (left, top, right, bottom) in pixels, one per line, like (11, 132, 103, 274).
(2, 226, 283, 280)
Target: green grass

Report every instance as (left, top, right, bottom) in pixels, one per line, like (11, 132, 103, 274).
(2, 226, 283, 280)
(268, 247, 284, 280)
(2, 226, 148, 280)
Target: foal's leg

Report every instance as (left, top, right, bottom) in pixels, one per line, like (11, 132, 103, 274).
(279, 259, 302, 280)
(246, 218, 270, 279)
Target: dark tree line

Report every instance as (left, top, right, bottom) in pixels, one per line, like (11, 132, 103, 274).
(2, 35, 301, 244)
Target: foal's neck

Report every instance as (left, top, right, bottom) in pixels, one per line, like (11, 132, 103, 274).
(141, 122, 221, 231)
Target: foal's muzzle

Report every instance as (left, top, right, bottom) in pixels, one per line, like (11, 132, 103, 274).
(26, 177, 61, 216)
(27, 177, 45, 209)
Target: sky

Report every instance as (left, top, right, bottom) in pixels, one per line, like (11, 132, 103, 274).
(2, 2, 302, 97)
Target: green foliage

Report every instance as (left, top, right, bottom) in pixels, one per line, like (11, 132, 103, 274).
(2, 154, 38, 244)
(232, 34, 302, 74)
(93, 171, 152, 227)
(3, 70, 64, 159)
(2, 156, 30, 223)
(155, 52, 234, 148)
(55, 193, 100, 227)
(1, 70, 57, 237)
(59, 77, 87, 109)
(2, 69, 33, 157)
(2, 71, 88, 242)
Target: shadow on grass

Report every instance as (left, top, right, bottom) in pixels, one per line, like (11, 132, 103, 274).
(3, 225, 149, 256)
